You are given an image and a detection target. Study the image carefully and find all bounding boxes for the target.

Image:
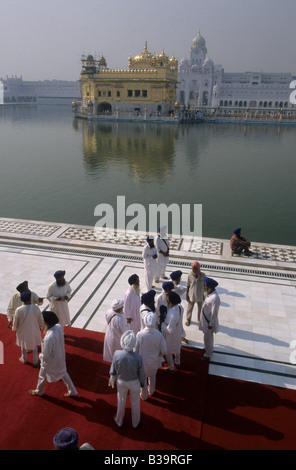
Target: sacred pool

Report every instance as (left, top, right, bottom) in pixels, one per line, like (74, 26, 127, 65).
(0, 104, 295, 246)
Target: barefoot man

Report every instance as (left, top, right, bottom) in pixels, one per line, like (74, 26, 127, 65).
(29, 311, 77, 397)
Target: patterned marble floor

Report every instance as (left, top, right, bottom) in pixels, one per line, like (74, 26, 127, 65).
(1, 217, 296, 262)
(0, 217, 296, 390)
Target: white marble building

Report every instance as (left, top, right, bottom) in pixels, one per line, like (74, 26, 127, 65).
(0, 76, 81, 105)
(177, 31, 295, 110)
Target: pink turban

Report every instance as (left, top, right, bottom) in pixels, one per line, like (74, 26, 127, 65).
(192, 261, 201, 276)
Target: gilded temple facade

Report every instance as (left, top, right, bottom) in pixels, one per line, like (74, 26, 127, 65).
(79, 42, 178, 118)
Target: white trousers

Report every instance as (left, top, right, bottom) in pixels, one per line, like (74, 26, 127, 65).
(21, 346, 38, 365)
(144, 262, 156, 290)
(115, 378, 141, 428)
(34, 365, 78, 396)
(141, 373, 156, 400)
(165, 351, 181, 370)
(203, 330, 214, 357)
(156, 254, 169, 280)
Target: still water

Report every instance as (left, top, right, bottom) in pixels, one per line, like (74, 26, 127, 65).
(0, 105, 295, 246)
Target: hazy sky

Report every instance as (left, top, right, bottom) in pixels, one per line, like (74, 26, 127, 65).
(1, 0, 295, 81)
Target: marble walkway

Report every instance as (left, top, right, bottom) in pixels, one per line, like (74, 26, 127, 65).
(0, 217, 295, 390)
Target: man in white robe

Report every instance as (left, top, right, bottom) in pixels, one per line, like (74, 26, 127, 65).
(199, 277, 220, 361)
(103, 299, 128, 363)
(161, 292, 184, 372)
(155, 225, 170, 282)
(7, 280, 43, 329)
(29, 311, 78, 397)
(170, 270, 189, 344)
(140, 290, 156, 330)
(135, 312, 167, 400)
(123, 274, 141, 334)
(47, 270, 72, 328)
(170, 270, 187, 297)
(155, 281, 174, 326)
(12, 290, 44, 366)
(142, 236, 158, 291)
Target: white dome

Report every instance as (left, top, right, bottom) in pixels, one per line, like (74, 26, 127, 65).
(203, 56, 213, 66)
(191, 31, 206, 49)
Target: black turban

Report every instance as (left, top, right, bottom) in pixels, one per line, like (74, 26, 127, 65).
(43, 311, 59, 326)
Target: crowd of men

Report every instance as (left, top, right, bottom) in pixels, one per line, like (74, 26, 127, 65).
(7, 225, 223, 430)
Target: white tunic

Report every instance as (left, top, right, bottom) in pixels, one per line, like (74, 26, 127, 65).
(173, 284, 187, 297)
(103, 309, 129, 363)
(155, 236, 170, 277)
(7, 291, 41, 322)
(142, 243, 158, 289)
(135, 327, 167, 377)
(123, 286, 141, 333)
(40, 324, 68, 382)
(199, 290, 220, 334)
(47, 281, 72, 327)
(161, 304, 184, 355)
(13, 304, 44, 350)
(155, 292, 168, 323)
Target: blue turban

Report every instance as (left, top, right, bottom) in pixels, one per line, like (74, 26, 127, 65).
(20, 290, 31, 303)
(170, 270, 182, 281)
(146, 235, 154, 242)
(204, 277, 218, 289)
(54, 270, 65, 279)
(162, 281, 174, 291)
(53, 428, 79, 450)
(141, 290, 156, 304)
(167, 291, 181, 305)
(233, 228, 241, 234)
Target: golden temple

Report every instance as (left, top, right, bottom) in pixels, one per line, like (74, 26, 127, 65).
(77, 41, 178, 119)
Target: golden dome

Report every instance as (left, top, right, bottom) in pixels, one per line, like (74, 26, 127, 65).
(157, 49, 169, 60)
(134, 41, 155, 62)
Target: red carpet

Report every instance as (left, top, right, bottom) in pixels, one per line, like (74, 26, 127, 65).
(0, 315, 207, 451)
(200, 375, 296, 450)
(1, 314, 296, 451)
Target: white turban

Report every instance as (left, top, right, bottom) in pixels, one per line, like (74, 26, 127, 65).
(158, 225, 168, 237)
(144, 312, 157, 329)
(111, 299, 124, 311)
(120, 330, 136, 352)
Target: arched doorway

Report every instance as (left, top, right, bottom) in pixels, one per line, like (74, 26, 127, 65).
(97, 102, 112, 114)
(202, 91, 208, 106)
